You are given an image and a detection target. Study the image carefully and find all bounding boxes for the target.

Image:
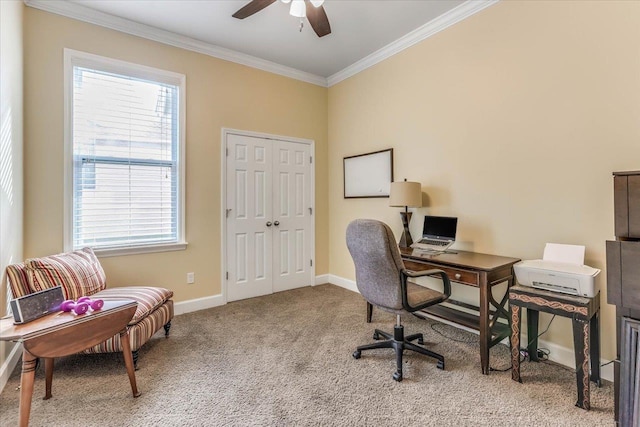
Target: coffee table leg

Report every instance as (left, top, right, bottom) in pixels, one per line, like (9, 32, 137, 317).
(510, 303, 522, 383)
(43, 358, 54, 400)
(19, 350, 37, 427)
(573, 320, 590, 410)
(527, 310, 540, 362)
(590, 310, 601, 387)
(120, 330, 141, 398)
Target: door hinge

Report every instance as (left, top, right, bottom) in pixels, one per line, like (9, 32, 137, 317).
(308, 207, 313, 215)
(226, 208, 232, 218)
(310, 156, 313, 164)
(226, 272, 229, 280)
(310, 259, 313, 267)
(226, 147, 229, 156)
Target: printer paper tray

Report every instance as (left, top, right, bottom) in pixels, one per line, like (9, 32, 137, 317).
(532, 281, 580, 296)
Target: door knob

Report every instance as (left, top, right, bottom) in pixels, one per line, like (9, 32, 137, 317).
(274, 221, 280, 226)
(266, 221, 272, 227)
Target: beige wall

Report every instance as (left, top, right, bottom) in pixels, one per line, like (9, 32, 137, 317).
(17, 0, 640, 368)
(328, 1, 640, 362)
(23, 8, 328, 302)
(0, 0, 24, 366)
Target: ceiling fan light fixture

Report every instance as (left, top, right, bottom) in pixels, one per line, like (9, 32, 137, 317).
(233, 0, 330, 37)
(289, 0, 306, 18)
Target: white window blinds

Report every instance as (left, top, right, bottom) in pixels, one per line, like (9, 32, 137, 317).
(69, 54, 184, 252)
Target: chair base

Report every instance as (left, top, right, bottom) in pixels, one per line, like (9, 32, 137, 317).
(352, 324, 445, 382)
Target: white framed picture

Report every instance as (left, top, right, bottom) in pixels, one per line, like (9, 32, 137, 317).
(343, 148, 394, 198)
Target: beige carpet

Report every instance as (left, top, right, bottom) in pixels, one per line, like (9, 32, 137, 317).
(0, 284, 614, 426)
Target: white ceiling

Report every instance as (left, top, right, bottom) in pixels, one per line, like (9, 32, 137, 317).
(26, 0, 496, 86)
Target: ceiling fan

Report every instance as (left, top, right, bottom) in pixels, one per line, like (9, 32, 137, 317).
(233, 0, 332, 38)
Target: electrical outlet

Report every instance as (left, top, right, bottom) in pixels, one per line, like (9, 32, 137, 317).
(187, 272, 195, 284)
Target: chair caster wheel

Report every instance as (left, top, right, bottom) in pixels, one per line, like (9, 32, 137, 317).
(417, 338, 424, 345)
(352, 351, 361, 359)
(373, 332, 380, 340)
(393, 372, 403, 382)
(437, 360, 445, 370)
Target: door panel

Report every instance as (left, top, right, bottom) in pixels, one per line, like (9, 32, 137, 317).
(273, 141, 312, 292)
(227, 134, 273, 301)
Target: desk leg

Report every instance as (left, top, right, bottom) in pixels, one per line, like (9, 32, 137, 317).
(18, 350, 37, 427)
(119, 330, 141, 398)
(510, 303, 522, 383)
(479, 275, 490, 374)
(573, 320, 591, 410)
(590, 310, 601, 387)
(43, 358, 54, 400)
(527, 310, 540, 362)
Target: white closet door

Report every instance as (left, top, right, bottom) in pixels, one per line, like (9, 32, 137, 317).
(226, 133, 313, 301)
(226, 134, 273, 301)
(272, 141, 313, 292)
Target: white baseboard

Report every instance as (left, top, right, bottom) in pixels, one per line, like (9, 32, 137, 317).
(315, 274, 329, 285)
(326, 274, 614, 383)
(173, 293, 225, 316)
(327, 274, 358, 293)
(0, 343, 23, 394)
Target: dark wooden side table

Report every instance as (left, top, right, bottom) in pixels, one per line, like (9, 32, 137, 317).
(0, 299, 140, 427)
(509, 285, 601, 410)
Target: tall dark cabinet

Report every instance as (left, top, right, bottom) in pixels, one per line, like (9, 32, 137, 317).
(606, 170, 640, 426)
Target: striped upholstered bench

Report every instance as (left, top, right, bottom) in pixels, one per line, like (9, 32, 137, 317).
(6, 248, 173, 368)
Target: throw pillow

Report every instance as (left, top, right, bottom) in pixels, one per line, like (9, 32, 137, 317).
(26, 247, 107, 299)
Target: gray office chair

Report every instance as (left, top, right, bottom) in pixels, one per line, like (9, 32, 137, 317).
(346, 219, 451, 381)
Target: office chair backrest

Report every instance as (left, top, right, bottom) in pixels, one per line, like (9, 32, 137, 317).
(346, 219, 405, 311)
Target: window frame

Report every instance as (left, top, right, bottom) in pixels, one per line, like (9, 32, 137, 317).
(63, 48, 187, 256)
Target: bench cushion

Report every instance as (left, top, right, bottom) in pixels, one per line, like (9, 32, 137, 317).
(25, 248, 106, 300)
(94, 286, 173, 325)
(83, 300, 173, 353)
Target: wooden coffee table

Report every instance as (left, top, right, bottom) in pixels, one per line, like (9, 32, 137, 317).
(0, 299, 140, 427)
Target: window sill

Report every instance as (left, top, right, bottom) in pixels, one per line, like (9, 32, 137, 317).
(93, 242, 188, 258)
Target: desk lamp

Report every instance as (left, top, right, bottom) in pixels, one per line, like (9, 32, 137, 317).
(389, 179, 422, 248)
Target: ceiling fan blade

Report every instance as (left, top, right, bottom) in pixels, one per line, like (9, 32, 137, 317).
(232, 0, 277, 19)
(305, 2, 331, 37)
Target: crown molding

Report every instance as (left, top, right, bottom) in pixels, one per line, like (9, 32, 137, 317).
(24, 0, 498, 89)
(24, 0, 328, 87)
(326, 0, 499, 87)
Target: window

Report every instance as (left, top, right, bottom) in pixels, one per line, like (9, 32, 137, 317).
(64, 49, 186, 255)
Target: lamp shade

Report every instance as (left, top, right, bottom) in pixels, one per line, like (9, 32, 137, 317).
(389, 181, 422, 208)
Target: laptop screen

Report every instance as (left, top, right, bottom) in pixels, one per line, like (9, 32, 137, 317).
(423, 216, 458, 240)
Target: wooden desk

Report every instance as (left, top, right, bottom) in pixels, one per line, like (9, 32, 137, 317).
(0, 300, 140, 427)
(509, 285, 601, 410)
(398, 247, 520, 375)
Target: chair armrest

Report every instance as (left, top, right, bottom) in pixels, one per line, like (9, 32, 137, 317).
(400, 268, 451, 312)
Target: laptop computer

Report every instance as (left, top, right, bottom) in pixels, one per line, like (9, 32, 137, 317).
(411, 215, 458, 252)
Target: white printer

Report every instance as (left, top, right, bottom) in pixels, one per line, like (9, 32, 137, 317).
(513, 243, 600, 298)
